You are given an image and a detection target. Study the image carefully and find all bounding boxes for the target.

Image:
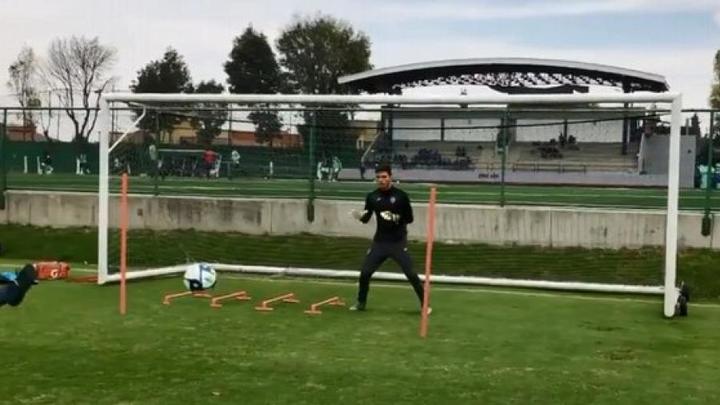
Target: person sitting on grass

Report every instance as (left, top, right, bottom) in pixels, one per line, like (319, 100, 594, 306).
(0, 264, 38, 308)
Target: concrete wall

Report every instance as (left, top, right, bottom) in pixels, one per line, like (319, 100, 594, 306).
(515, 119, 622, 143)
(2, 190, 719, 249)
(390, 109, 632, 143)
(640, 135, 696, 187)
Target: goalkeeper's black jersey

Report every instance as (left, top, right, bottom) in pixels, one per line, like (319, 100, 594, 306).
(361, 186, 414, 243)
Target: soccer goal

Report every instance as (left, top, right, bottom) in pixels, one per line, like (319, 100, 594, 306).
(98, 92, 683, 317)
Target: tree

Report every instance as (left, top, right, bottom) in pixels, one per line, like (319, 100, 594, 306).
(7, 46, 39, 128)
(224, 26, 284, 148)
(43, 36, 116, 143)
(191, 80, 226, 146)
(248, 108, 283, 148)
(709, 50, 720, 147)
(276, 15, 372, 157)
(710, 50, 720, 109)
(225, 26, 282, 94)
(35, 90, 63, 141)
(131, 48, 193, 142)
(690, 113, 701, 136)
(276, 15, 372, 95)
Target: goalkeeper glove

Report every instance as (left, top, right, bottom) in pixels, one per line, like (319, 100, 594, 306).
(380, 210, 400, 223)
(350, 209, 368, 221)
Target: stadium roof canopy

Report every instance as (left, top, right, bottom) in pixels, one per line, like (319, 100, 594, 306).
(338, 58, 669, 95)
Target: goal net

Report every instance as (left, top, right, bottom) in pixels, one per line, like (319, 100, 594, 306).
(98, 92, 683, 317)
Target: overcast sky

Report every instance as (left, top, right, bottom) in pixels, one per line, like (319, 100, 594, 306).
(1, 0, 719, 111)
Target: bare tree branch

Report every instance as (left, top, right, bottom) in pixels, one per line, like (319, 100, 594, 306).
(6, 46, 38, 127)
(43, 36, 116, 142)
(86, 77, 114, 139)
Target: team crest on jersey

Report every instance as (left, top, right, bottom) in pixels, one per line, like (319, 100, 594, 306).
(390, 196, 396, 204)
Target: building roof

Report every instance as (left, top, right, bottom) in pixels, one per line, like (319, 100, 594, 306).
(338, 58, 669, 94)
(2, 124, 46, 142)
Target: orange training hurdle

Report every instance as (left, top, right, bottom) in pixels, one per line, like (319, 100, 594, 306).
(163, 291, 213, 305)
(210, 291, 251, 308)
(254, 293, 299, 311)
(304, 296, 345, 315)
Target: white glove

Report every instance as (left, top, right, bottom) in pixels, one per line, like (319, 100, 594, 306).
(350, 209, 368, 221)
(380, 210, 400, 223)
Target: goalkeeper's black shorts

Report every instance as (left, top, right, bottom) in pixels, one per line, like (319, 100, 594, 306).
(358, 240, 423, 304)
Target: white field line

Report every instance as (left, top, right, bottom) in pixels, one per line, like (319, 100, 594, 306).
(60, 265, 720, 309)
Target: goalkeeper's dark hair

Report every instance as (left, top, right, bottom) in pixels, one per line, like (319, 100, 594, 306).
(375, 164, 392, 176)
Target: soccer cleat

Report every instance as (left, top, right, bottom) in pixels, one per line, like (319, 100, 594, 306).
(349, 302, 366, 311)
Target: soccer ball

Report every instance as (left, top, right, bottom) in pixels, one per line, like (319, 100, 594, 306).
(183, 263, 217, 291)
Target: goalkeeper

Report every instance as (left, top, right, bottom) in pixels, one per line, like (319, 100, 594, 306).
(0, 264, 38, 308)
(349, 164, 426, 312)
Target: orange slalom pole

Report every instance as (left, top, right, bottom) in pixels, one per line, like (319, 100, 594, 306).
(120, 173, 128, 315)
(420, 186, 437, 338)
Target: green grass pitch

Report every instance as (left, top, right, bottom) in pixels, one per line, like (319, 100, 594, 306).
(7, 172, 720, 210)
(3, 171, 720, 404)
(3, 275, 720, 404)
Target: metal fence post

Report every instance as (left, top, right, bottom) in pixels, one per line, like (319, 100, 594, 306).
(308, 111, 317, 222)
(702, 111, 716, 236)
(0, 109, 7, 210)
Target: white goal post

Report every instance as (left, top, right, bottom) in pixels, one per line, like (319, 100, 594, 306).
(98, 92, 683, 317)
